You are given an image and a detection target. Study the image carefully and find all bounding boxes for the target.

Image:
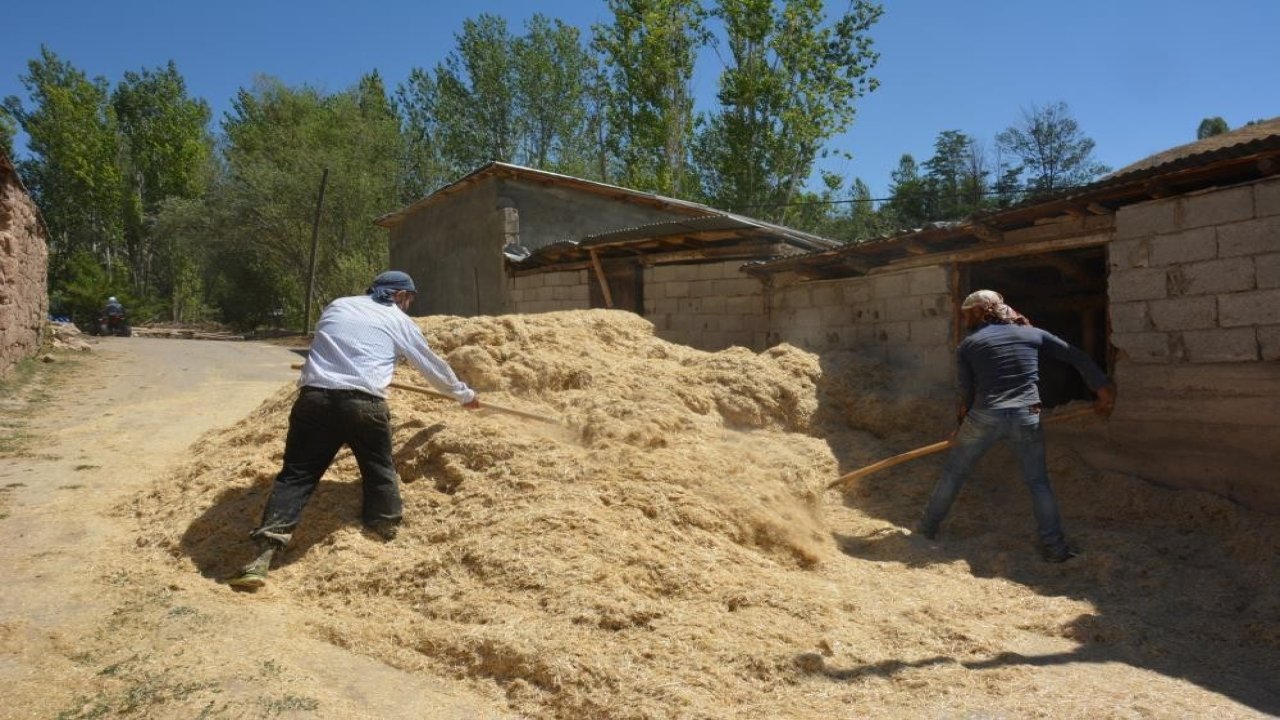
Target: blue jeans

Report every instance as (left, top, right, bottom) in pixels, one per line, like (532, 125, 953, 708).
(920, 406, 1067, 552)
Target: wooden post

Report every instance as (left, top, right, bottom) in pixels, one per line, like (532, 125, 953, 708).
(303, 168, 329, 332)
(590, 249, 614, 309)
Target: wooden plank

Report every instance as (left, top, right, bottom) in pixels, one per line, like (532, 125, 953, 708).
(636, 242, 780, 267)
(507, 261, 591, 277)
(971, 223, 1003, 242)
(589, 249, 614, 309)
(875, 232, 1111, 272)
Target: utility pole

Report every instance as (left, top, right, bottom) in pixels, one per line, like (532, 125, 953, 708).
(302, 168, 329, 332)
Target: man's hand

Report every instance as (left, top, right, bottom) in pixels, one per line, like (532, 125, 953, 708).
(1094, 384, 1117, 418)
(462, 397, 481, 410)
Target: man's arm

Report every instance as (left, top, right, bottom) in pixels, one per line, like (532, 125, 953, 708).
(1038, 330, 1117, 417)
(393, 318, 477, 405)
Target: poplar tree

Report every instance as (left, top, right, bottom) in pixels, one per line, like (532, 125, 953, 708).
(696, 0, 881, 222)
(594, 0, 708, 195)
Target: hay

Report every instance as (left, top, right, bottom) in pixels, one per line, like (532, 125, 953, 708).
(136, 310, 1280, 718)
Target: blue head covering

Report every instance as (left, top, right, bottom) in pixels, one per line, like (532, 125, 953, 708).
(367, 270, 417, 305)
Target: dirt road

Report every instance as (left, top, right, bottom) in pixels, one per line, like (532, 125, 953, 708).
(0, 338, 512, 719)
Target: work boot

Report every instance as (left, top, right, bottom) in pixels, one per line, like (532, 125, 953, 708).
(366, 520, 399, 542)
(227, 542, 277, 589)
(1042, 545, 1079, 564)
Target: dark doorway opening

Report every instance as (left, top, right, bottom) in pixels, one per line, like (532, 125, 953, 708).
(589, 258, 645, 315)
(961, 246, 1109, 409)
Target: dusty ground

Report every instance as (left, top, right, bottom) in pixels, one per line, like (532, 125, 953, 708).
(2, 314, 1277, 719)
(0, 337, 513, 719)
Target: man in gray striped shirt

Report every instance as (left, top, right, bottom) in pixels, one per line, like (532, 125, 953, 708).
(229, 271, 479, 589)
(916, 290, 1116, 563)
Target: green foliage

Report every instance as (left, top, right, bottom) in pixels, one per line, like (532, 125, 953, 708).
(513, 14, 599, 174)
(0, 108, 16, 158)
(112, 60, 214, 300)
(697, 0, 881, 223)
(594, 0, 709, 195)
(395, 13, 602, 200)
(434, 14, 519, 169)
(4, 47, 125, 286)
(210, 75, 399, 329)
(1197, 116, 1229, 139)
(882, 154, 929, 229)
(995, 101, 1109, 197)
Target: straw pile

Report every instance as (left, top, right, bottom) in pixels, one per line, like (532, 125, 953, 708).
(136, 310, 1280, 718)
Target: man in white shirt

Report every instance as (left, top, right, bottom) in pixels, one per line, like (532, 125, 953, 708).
(229, 271, 479, 589)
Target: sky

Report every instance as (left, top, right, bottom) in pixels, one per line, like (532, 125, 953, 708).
(2, 0, 1277, 199)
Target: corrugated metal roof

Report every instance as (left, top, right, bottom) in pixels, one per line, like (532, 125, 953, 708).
(581, 215, 759, 245)
(748, 124, 1280, 277)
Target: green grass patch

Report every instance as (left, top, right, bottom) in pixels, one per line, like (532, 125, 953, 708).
(0, 352, 82, 458)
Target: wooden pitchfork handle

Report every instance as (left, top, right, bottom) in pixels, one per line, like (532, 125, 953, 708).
(290, 363, 563, 426)
(826, 405, 1097, 490)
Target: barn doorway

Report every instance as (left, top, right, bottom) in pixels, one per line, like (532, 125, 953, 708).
(589, 257, 645, 315)
(960, 246, 1109, 408)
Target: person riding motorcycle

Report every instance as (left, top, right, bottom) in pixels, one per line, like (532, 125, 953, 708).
(98, 296, 131, 336)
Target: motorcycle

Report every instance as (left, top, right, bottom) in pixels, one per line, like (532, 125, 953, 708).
(97, 312, 132, 337)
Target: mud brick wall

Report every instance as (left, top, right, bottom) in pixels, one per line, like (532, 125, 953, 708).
(644, 261, 765, 351)
(0, 157, 48, 377)
(1088, 177, 1280, 511)
(766, 266, 955, 393)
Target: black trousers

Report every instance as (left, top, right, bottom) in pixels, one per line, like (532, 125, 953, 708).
(251, 386, 401, 547)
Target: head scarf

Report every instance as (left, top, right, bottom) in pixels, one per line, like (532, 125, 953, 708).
(367, 270, 417, 305)
(960, 289, 1031, 326)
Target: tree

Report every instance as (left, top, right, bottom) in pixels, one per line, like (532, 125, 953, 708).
(513, 14, 596, 173)
(696, 0, 882, 221)
(882, 154, 929, 229)
(4, 47, 124, 286)
(1197, 116, 1229, 139)
(0, 108, 15, 158)
(205, 75, 400, 328)
(433, 14, 519, 171)
(995, 102, 1109, 197)
(921, 130, 984, 220)
(394, 68, 451, 203)
(111, 60, 214, 298)
(594, 0, 708, 195)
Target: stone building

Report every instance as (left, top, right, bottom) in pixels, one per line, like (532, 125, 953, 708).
(0, 152, 48, 376)
(376, 162, 837, 349)
(749, 118, 1280, 512)
(381, 122, 1279, 511)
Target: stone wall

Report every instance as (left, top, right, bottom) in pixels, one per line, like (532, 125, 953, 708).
(0, 156, 48, 376)
(644, 261, 765, 350)
(1089, 177, 1280, 510)
(766, 265, 955, 392)
(507, 270, 591, 314)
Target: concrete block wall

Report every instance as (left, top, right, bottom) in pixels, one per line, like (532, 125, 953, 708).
(1093, 176, 1280, 512)
(1109, 177, 1280, 363)
(0, 159, 48, 376)
(507, 270, 590, 314)
(766, 265, 954, 391)
(644, 260, 765, 350)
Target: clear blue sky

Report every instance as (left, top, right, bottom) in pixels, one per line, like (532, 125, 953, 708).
(3, 0, 1277, 199)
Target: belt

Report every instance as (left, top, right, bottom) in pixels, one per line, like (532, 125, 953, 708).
(301, 385, 384, 402)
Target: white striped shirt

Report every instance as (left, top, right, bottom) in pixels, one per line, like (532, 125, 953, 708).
(299, 295, 475, 403)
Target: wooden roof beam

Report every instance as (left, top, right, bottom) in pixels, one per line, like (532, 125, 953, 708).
(972, 223, 1003, 243)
